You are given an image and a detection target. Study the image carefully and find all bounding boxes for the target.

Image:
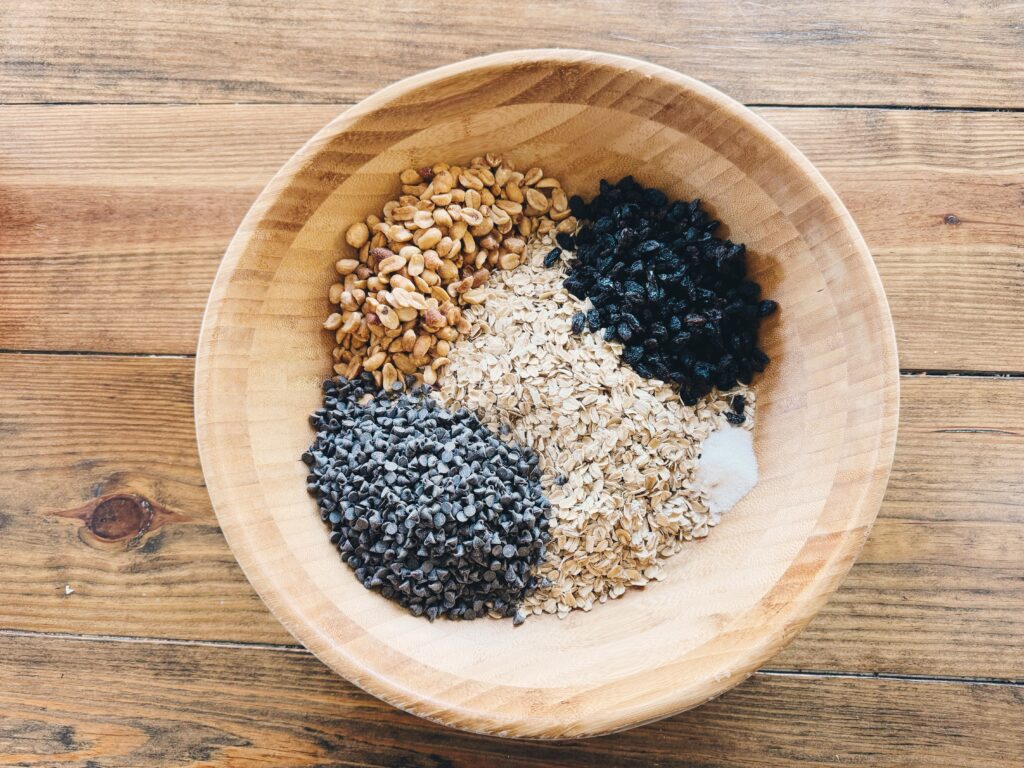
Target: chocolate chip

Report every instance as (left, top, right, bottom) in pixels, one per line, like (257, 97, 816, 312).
(304, 378, 550, 622)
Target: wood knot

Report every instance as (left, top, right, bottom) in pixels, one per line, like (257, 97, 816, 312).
(90, 495, 151, 541)
(51, 491, 189, 550)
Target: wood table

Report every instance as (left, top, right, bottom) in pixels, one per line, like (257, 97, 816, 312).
(1, 3, 1021, 765)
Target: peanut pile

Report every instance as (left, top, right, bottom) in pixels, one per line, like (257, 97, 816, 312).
(325, 154, 576, 389)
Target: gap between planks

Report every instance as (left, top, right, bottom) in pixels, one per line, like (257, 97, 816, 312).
(1, 627, 1019, 688)
(4, 102, 1024, 113)
(0, 348, 196, 359)
(4, 350, 1024, 379)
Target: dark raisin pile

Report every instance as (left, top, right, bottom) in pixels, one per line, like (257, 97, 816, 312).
(562, 177, 777, 405)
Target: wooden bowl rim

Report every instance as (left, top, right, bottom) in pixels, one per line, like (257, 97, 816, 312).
(195, 48, 899, 739)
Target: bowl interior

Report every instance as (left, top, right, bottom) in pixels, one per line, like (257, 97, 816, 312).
(195, 50, 898, 738)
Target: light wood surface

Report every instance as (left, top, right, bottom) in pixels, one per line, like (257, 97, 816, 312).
(194, 50, 898, 738)
(4, 1, 1023, 107)
(2, 1, 1022, 763)
(0, 354, 288, 645)
(2, 354, 1020, 679)
(3, 106, 1022, 371)
(1, 634, 1020, 768)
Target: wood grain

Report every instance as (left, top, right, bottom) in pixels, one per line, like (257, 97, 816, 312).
(0, 1, 1017, 758)
(762, 108, 1024, 373)
(2, 355, 1019, 679)
(2, 106, 1021, 369)
(776, 373, 1024, 680)
(0, 105, 329, 355)
(1, 633, 1021, 767)
(0, 353, 293, 645)
(3, 1, 1023, 107)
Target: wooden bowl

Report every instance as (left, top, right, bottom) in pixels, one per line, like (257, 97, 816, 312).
(195, 50, 899, 739)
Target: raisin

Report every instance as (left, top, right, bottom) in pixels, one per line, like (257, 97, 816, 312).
(715, 368, 736, 390)
(623, 345, 644, 364)
(543, 247, 563, 268)
(737, 281, 760, 300)
(643, 188, 668, 208)
(617, 227, 637, 246)
(751, 349, 770, 371)
(555, 232, 576, 250)
(694, 287, 716, 304)
(561, 178, 776, 396)
(570, 311, 586, 335)
(679, 387, 700, 407)
(622, 313, 641, 333)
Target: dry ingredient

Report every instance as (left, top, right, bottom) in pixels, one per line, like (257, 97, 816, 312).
(695, 425, 758, 517)
(437, 241, 754, 618)
(308, 164, 775, 624)
(726, 394, 747, 425)
(564, 176, 777, 405)
(325, 155, 576, 390)
(304, 375, 551, 621)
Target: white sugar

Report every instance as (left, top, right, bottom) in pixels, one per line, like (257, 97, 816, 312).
(697, 425, 758, 516)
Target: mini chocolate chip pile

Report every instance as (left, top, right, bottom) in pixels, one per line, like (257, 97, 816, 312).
(304, 375, 550, 621)
(307, 158, 777, 623)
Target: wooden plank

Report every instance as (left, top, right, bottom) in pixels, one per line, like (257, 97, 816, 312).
(1, 353, 1022, 679)
(3, 1, 1024, 107)
(775, 372, 1024, 678)
(0, 633, 1020, 768)
(761, 108, 1024, 373)
(2, 106, 1022, 369)
(0, 105, 333, 355)
(0, 354, 294, 645)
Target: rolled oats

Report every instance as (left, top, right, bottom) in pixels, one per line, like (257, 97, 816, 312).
(436, 241, 755, 617)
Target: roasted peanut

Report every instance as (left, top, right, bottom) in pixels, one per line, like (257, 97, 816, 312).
(378, 254, 407, 273)
(324, 158, 567, 389)
(345, 222, 369, 248)
(412, 333, 432, 358)
(335, 258, 359, 275)
(499, 252, 521, 270)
